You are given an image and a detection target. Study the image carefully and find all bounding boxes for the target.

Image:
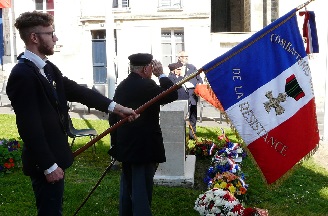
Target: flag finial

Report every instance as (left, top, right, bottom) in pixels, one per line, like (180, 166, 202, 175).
(297, 0, 315, 11)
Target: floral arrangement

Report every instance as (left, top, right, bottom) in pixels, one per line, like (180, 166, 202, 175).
(194, 188, 245, 216)
(204, 153, 244, 182)
(190, 139, 219, 158)
(208, 171, 248, 202)
(0, 138, 22, 176)
(217, 141, 247, 163)
(217, 129, 247, 163)
(194, 188, 267, 216)
(194, 129, 269, 216)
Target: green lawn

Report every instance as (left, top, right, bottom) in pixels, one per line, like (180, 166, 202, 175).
(1, 114, 328, 216)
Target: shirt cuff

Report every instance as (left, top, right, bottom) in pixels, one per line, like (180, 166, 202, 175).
(44, 163, 58, 175)
(108, 101, 117, 113)
(158, 74, 167, 79)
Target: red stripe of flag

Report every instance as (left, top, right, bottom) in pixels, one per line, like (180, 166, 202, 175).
(247, 98, 319, 184)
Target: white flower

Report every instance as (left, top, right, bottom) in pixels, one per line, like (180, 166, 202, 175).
(194, 189, 244, 216)
(237, 148, 243, 154)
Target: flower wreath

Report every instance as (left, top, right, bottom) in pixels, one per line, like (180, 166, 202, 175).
(194, 188, 245, 216)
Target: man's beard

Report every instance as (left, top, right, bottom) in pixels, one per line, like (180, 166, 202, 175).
(38, 38, 54, 56)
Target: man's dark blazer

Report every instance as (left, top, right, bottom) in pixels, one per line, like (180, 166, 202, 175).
(7, 58, 112, 176)
(108, 72, 178, 163)
(168, 72, 189, 100)
(179, 62, 203, 105)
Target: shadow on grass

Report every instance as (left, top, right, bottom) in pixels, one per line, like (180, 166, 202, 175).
(242, 157, 328, 216)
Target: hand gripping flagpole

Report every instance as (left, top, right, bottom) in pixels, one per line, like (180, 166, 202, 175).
(73, 68, 204, 158)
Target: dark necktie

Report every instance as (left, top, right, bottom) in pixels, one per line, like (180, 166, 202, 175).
(43, 61, 55, 87)
(43, 61, 59, 102)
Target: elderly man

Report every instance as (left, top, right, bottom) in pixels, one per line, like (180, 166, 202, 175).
(7, 11, 138, 216)
(108, 53, 178, 216)
(168, 62, 189, 101)
(177, 51, 203, 140)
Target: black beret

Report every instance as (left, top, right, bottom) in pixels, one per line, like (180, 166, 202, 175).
(168, 62, 183, 71)
(128, 53, 153, 66)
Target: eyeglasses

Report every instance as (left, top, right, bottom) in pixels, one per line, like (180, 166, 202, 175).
(179, 56, 188, 58)
(34, 31, 56, 38)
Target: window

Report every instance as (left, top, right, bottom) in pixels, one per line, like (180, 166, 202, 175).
(161, 29, 184, 68)
(211, 0, 278, 33)
(211, 0, 252, 32)
(112, 0, 129, 8)
(91, 30, 106, 40)
(158, 0, 182, 9)
(35, 0, 55, 17)
(211, 0, 230, 32)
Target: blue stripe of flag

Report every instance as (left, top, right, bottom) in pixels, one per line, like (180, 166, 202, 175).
(308, 11, 319, 53)
(203, 9, 307, 110)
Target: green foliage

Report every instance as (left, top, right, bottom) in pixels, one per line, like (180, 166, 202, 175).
(0, 114, 328, 215)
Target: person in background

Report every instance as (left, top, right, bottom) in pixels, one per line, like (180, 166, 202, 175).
(108, 53, 178, 216)
(168, 62, 189, 101)
(177, 51, 203, 140)
(6, 11, 138, 216)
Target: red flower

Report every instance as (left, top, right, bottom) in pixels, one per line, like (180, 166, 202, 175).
(223, 192, 235, 201)
(4, 163, 12, 169)
(208, 200, 215, 209)
(243, 207, 257, 216)
(9, 158, 14, 163)
(232, 203, 245, 213)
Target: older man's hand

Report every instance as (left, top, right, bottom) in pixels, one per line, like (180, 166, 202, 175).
(113, 104, 140, 122)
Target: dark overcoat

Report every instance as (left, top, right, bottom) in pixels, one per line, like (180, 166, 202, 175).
(108, 72, 178, 163)
(7, 58, 111, 176)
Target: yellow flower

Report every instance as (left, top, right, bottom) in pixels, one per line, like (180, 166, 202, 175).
(228, 185, 236, 194)
(220, 182, 227, 188)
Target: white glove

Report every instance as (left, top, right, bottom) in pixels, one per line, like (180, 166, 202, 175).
(184, 82, 195, 89)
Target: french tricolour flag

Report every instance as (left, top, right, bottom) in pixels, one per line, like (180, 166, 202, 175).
(299, 11, 319, 54)
(202, 9, 319, 184)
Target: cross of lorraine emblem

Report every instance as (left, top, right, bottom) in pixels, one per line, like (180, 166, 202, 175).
(263, 91, 287, 115)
